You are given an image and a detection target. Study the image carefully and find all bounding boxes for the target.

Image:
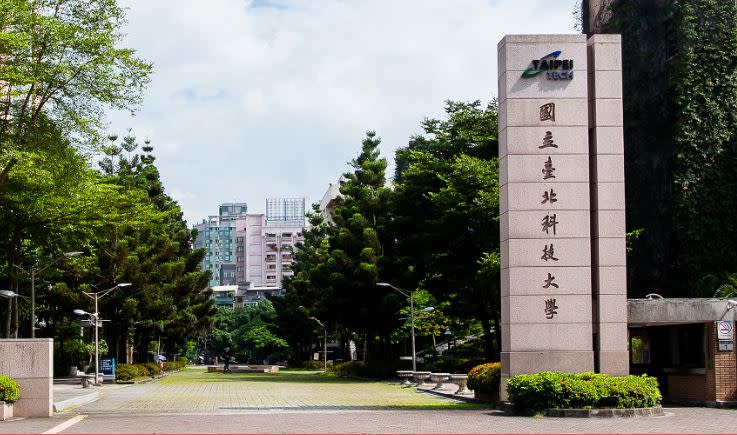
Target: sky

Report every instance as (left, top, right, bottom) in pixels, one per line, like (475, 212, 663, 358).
(108, 0, 578, 225)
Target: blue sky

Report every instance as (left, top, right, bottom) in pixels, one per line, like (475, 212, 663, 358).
(108, 0, 578, 224)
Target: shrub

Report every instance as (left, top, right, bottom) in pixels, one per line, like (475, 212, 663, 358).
(290, 360, 324, 370)
(176, 357, 187, 368)
(162, 362, 178, 372)
(425, 357, 487, 374)
(467, 362, 501, 394)
(507, 372, 662, 411)
(0, 376, 20, 403)
(115, 364, 142, 382)
(142, 362, 162, 376)
(329, 360, 402, 379)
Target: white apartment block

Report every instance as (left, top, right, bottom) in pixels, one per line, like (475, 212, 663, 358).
(196, 199, 306, 293)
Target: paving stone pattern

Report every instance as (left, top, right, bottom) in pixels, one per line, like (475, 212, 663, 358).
(72, 368, 465, 414)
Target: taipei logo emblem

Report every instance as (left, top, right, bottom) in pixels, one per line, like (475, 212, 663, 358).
(522, 51, 574, 80)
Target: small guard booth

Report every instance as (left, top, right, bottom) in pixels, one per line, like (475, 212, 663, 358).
(628, 298, 737, 406)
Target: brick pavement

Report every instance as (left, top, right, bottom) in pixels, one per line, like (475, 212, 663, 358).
(71, 368, 465, 413)
(3, 368, 737, 433)
(3, 407, 737, 433)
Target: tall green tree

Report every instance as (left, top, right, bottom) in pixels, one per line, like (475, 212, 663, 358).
(327, 131, 396, 359)
(390, 100, 501, 358)
(86, 136, 214, 363)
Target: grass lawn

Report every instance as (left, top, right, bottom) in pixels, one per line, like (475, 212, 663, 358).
(153, 367, 486, 410)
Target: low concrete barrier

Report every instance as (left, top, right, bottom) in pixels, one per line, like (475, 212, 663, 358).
(0, 339, 53, 417)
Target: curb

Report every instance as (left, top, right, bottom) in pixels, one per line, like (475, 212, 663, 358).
(543, 406, 665, 418)
(53, 391, 99, 413)
(416, 386, 476, 403)
(498, 402, 665, 418)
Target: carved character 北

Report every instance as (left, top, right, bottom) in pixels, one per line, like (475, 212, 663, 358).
(542, 189, 557, 204)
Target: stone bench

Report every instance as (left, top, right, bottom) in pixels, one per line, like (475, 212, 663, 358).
(413, 371, 432, 387)
(207, 365, 278, 373)
(396, 370, 414, 386)
(429, 372, 450, 390)
(449, 374, 471, 395)
(80, 374, 100, 388)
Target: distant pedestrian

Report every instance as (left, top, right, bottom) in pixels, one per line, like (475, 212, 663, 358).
(223, 354, 232, 373)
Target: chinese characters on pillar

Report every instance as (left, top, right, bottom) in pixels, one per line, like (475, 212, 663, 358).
(540, 102, 555, 122)
(540, 103, 561, 319)
(544, 298, 559, 319)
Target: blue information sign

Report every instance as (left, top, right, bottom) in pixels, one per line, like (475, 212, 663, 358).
(101, 358, 116, 378)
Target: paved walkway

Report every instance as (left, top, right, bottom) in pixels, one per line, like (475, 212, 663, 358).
(3, 407, 737, 433)
(68, 368, 465, 414)
(2, 368, 737, 433)
(53, 380, 128, 412)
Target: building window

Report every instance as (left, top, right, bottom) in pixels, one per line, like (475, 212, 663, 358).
(282, 232, 292, 237)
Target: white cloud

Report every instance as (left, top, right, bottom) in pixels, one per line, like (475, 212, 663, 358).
(109, 0, 578, 224)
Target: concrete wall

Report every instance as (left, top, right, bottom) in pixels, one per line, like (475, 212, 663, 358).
(0, 339, 53, 417)
(628, 299, 737, 326)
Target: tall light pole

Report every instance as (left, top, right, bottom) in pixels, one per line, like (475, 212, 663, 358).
(79, 282, 131, 385)
(377, 282, 418, 372)
(0, 291, 29, 339)
(308, 316, 327, 372)
(16, 251, 83, 338)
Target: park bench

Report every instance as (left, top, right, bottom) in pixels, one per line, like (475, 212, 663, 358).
(413, 371, 432, 387)
(80, 374, 98, 388)
(449, 374, 471, 395)
(396, 370, 414, 386)
(428, 372, 450, 390)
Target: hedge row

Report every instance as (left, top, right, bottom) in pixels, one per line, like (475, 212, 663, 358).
(329, 360, 403, 379)
(116, 358, 187, 381)
(507, 371, 662, 411)
(467, 362, 501, 394)
(0, 376, 20, 403)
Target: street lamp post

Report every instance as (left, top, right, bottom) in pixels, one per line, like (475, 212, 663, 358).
(16, 251, 83, 338)
(377, 282, 419, 372)
(77, 282, 131, 385)
(308, 316, 327, 371)
(0, 290, 29, 339)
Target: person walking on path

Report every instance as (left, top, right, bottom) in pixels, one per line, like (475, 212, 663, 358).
(223, 354, 232, 374)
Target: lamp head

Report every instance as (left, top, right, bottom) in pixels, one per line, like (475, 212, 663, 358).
(376, 282, 391, 288)
(73, 309, 89, 317)
(64, 251, 84, 257)
(728, 300, 737, 309)
(0, 290, 17, 299)
(421, 307, 435, 313)
(117, 283, 132, 288)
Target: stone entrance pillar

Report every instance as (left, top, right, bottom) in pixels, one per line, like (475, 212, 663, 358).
(0, 339, 53, 417)
(498, 34, 627, 400)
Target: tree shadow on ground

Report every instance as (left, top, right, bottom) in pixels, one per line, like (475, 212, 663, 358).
(160, 370, 364, 385)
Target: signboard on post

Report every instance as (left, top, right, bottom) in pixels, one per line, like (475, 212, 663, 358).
(101, 358, 116, 381)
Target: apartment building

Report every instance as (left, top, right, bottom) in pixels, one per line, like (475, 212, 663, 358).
(240, 198, 306, 288)
(193, 203, 248, 288)
(195, 199, 306, 294)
